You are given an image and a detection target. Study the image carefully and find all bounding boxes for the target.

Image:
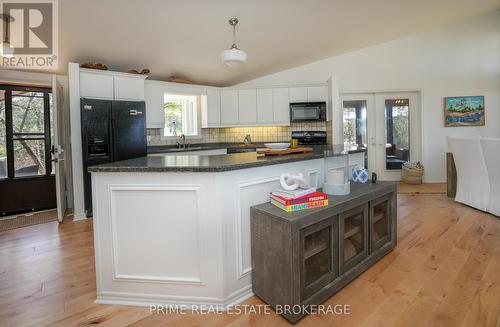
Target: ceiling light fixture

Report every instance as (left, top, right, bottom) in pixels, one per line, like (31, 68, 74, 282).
(1, 13, 14, 58)
(221, 18, 247, 70)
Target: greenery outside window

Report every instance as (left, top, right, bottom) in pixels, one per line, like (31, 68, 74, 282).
(164, 94, 199, 137)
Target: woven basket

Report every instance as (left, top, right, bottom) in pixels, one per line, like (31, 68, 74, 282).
(402, 166, 424, 184)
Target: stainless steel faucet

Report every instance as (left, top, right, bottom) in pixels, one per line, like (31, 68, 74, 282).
(243, 134, 252, 145)
(178, 134, 186, 149)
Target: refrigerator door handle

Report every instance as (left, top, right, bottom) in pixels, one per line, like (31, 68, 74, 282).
(109, 118, 115, 162)
(129, 109, 143, 116)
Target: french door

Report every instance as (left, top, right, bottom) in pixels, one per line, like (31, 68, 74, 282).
(0, 84, 56, 216)
(340, 92, 421, 181)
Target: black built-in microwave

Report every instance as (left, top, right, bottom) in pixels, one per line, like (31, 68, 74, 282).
(290, 102, 327, 122)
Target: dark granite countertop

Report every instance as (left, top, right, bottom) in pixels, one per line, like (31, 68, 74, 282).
(147, 142, 265, 153)
(89, 145, 366, 173)
(147, 143, 367, 154)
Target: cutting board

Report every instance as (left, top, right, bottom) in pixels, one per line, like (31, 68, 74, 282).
(257, 147, 313, 156)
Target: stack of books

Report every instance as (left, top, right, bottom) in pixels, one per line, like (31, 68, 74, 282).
(270, 187, 328, 212)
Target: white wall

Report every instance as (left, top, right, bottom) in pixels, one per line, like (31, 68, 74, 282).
(238, 10, 500, 182)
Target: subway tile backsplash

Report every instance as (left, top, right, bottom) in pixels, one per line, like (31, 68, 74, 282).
(147, 121, 332, 145)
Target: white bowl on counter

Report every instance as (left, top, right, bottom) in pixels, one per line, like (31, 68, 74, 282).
(264, 143, 290, 150)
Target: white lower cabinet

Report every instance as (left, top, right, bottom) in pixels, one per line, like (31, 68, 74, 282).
(220, 90, 239, 125)
(272, 88, 290, 124)
(256, 88, 273, 124)
(238, 89, 257, 124)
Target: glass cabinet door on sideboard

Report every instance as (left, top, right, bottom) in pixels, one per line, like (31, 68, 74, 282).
(369, 194, 394, 252)
(339, 204, 369, 273)
(300, 217, 338, 300)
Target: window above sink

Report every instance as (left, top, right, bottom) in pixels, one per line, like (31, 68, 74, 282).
(164, 93, 200, 137)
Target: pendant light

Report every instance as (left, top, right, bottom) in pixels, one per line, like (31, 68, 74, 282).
(1, 13, 14, 58)
(221, 18, 247, 69)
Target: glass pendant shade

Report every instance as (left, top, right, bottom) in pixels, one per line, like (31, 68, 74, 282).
(1, 42, 14, 58)
(221, 47, 247, 69)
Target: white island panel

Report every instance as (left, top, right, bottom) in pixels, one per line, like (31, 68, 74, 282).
(110, 186, 202, 283)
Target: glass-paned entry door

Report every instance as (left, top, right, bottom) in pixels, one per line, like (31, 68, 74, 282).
(384, 98, 410, 170)
(0, 85, 55, 216)
(340, 92, 421, 181)
(11, 91, 49, 177)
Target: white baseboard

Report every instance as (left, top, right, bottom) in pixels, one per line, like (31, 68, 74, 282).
(72, 212, 88, 221)
(95, 287, 254, 310)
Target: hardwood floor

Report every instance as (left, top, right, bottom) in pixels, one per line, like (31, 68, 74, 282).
(0, 194, 499, 327)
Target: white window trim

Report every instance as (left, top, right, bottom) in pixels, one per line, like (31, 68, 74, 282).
(162, 93, 203, 140)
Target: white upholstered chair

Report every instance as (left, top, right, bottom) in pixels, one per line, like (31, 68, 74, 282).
(447, 136, 490, 212)
(480, 137, 500, 216)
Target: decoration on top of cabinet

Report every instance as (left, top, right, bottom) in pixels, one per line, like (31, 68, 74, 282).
(279, 173, 310, 191)
(80, 62, 108, 70)
(126, 68, 150, 75)
(169, 76, 193, 84)
(221, 18, 247, 70)
(444, 96, 485, 127)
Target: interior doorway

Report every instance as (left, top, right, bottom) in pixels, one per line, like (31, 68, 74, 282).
(0, 84, 56, 216)
(340, 92, 421, 181)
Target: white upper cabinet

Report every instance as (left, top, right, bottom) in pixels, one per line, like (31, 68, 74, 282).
(289, 87, 308, 102)
(80, 71, 114, 99)
(272, 88, 290, 124)
(80, 69, 146, 101)
(307, 86, 328, 102)
(144, 82, 165, 128)
(256, 88, 273, 124)
(202, 89, 221, 127)
(238, 89, 257, 124)
(289, 85, 328, 103)
(220, 90, 239, 125)
(114, 75, 145, 101)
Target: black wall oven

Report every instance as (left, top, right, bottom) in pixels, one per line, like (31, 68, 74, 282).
(290, 102, 327, 122)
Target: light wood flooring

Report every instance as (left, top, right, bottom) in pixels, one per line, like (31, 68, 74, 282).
(0, 194, 499, 327)
(396, 182, 447, 194)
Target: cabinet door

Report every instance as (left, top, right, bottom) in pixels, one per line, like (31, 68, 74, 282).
(339, 204, 369, 273)
(307, 86, 328, 102)
(272, 88, 290, 124)
(369, 193, 394, 253)
(113, 76, 145, 101)
(203, 89, 221, 127)
(80, 71, 114, 99)
(256, 89, 273, 124)
(289, 87, 308, 102)
(300, 217, 337, 301)
(144, 83, 165, 128)
(220, 90, 239, 125)
(238, 89, 257, 124)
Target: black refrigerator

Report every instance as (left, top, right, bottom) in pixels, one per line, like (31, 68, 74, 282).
(81, 98, 147, 217)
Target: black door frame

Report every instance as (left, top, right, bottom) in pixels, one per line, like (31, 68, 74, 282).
(1, 84, 55, 216)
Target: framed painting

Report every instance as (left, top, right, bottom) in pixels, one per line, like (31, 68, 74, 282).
(444, 96, 485, 127)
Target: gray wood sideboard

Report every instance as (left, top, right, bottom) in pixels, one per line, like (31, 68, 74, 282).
(250, 182, 397, 323)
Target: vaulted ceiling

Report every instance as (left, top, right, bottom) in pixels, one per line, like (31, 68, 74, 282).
(58, 0, 500, 86)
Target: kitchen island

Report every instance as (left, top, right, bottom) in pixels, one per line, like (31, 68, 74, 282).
(88, 147, 366, 309)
